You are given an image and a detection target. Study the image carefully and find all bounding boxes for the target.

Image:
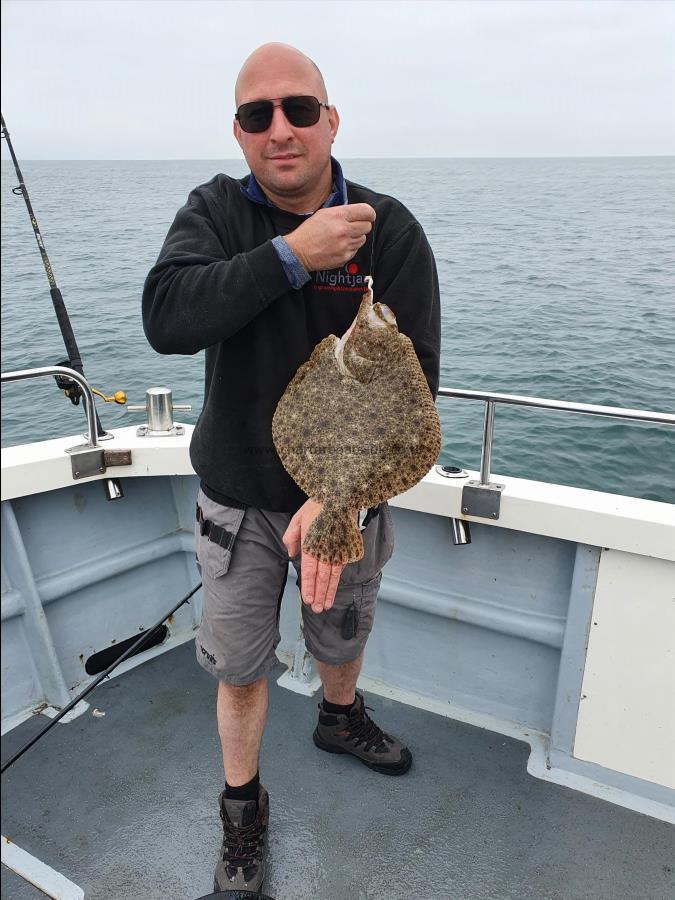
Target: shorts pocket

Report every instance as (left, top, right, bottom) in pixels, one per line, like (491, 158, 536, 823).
(302, 570, 382, 664)
(195, 489, 246, 579)
(340, 502, 395, 586)
(354, 571, 382, 638)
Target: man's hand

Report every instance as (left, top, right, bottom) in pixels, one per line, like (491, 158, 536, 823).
(282, 498, 347, 614)
(284, 204, 376, 272)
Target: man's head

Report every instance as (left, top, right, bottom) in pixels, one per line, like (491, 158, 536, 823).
(233, 43, 339, 211)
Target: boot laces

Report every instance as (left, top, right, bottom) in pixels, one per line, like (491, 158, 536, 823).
(347, 704, 390, 753)
(221, 809, 265, 871)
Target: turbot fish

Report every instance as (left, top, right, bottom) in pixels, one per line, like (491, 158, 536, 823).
(272, 277, 441, 565)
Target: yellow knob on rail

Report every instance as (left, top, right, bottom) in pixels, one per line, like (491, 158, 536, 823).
(91, 387, 128, 404)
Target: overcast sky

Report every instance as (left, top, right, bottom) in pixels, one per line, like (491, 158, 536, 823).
(1, 0, 674, 159)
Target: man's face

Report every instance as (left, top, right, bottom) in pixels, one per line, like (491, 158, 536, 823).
(233, 53, 339, 204)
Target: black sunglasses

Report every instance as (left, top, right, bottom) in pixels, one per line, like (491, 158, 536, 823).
(235, 95, 330, 134)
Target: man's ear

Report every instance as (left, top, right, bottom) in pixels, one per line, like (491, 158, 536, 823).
(328, 105, 340, 142)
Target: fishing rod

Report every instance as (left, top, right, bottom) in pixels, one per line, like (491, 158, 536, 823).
(1, 113, 113, 433)
(0, 582, 202, 775)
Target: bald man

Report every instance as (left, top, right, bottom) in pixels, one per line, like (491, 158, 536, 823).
(143, 43, 440, 893)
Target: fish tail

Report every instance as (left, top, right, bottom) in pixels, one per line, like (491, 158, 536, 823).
(302, 506, 364, 566)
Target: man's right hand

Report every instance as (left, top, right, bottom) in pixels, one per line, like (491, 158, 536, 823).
(284, 203, 376, 273)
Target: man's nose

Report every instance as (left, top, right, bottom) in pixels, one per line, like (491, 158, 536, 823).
(268, 103, 294, 142)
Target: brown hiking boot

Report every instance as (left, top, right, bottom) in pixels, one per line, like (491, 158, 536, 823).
(313, 692, 412, 775)
(214, 784, 269, 893)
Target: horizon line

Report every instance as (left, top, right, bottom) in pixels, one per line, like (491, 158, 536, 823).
(2, 154, 674, 163)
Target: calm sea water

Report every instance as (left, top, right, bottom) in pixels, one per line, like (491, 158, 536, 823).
(1, 158, 674, 503)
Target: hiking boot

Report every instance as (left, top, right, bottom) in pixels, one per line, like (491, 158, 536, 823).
(214, 784, 269, 893)
(313, 692, 412, 775)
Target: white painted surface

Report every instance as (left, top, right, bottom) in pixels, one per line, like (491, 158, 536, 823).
(574, 550, 675, 789)
(0, 424, 195, 501)
(394, 467, 675, 562)
(276, 669, 322, 696)
(1, 834, 84, 899)
(41, 700, 89, 723)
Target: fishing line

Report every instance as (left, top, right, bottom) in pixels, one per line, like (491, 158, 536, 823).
(1, 113, 106, 433)
(0, 582, 202, 775)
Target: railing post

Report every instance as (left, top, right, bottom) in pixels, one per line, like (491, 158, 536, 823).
(462, 399, 504, 520)
(1, 366, 116, 481)
(1, 366, 101, 449)
(479, 400, 495, 486)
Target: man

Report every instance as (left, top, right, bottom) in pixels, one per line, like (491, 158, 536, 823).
(143, 42, 440, 894)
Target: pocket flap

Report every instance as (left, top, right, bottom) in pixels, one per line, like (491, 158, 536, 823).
(195, 490, 246, 579)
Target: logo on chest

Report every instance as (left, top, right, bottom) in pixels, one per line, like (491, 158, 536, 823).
(314, 262, 368, 294)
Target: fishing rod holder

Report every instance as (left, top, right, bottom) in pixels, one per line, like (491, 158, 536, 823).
(435, 465, 472, 545)
(127, 387, 191, 437)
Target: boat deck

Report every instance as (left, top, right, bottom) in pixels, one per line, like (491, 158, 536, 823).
(2, 639, 673, 900)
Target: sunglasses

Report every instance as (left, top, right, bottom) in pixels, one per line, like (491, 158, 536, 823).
(235, 95, 330, 134)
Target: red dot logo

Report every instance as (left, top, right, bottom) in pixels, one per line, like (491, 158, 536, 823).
(346, 263, 359, 275)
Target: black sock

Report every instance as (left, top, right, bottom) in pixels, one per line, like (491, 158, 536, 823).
(225, 771, 259, 804)
(322, 697, 355, 716)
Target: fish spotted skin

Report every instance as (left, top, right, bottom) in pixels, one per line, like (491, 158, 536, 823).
(272, 282, 441, 565)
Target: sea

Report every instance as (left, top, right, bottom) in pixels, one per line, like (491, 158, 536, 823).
(1, 157, 674, 503)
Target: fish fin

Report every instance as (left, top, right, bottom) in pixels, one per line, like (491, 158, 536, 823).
(335, 341, 377, 383)
(344, 346, 376, 383)
(302, 507, 364, 566)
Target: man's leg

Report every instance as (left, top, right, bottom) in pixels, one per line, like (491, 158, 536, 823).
(304, 505, 411, 774)
(314, 653, 363, 706)
(195, 492, 292, 892)
(312, 643, 412, 775)
(217, 677, 268, 786)
(214, 677, 271, 894)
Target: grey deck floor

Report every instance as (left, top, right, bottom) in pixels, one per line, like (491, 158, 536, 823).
(1, 640, 673, 900)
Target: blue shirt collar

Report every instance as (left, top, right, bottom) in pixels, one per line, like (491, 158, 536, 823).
(241, 156, 347, 214)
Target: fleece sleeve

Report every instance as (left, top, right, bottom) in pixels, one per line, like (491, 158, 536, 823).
(376, 222, 441, 399)
(142, 188, 292, 355)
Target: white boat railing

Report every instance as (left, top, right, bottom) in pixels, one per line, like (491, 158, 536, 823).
(1, 366, 100, 449)
(436, 386, 675, 486)
(2, 368, 674, 495)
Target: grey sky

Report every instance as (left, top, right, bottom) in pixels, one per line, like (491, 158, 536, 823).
(1, 0, 674, 159)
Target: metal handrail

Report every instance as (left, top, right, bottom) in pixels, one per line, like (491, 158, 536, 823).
(437, 387, 675, 486)
(1, 371, 672, 490)
(1, 366, 100, 449)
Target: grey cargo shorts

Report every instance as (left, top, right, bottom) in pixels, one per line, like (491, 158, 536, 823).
(194, 488, 394, 684)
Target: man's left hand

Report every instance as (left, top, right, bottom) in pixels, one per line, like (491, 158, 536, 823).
(282, 499, 345, 614)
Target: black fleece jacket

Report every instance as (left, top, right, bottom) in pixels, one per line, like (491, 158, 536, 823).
(142, 173, 440, 512)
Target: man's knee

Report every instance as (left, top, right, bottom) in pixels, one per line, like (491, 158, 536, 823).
(218, 676, 267, 711)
